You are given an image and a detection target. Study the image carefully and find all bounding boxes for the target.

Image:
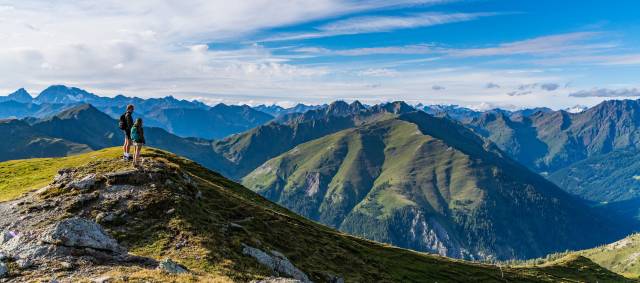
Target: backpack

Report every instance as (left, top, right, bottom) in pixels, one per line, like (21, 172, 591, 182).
(130, 126, 140, 142)
(118, 113, 127, 130)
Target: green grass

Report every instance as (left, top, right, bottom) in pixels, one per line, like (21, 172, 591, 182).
(0, 148, 125, 202)
(0, 147, 633, 282)
(566, 233, 640, 279)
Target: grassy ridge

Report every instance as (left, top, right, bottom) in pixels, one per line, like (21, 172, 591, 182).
(0, 147, 632, 282)
(0, 147, 122, 201)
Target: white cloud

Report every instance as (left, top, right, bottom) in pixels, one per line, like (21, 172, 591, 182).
(569, 88, 640, 98)
(294, 44, 435, 56)
(189, 44, 209, 53)
(357, 68, 399, 77)
(448, 32, 614, 57)
(263, 12, 499, 41)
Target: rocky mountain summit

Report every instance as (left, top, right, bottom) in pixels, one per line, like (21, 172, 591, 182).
(0, 148, 631, 282)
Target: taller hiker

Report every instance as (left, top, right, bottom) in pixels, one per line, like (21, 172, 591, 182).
(119, 104, 135, 160)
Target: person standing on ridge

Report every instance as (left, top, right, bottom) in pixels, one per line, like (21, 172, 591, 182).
(130, 118, 146, 166)
(119, 104, 135, 160)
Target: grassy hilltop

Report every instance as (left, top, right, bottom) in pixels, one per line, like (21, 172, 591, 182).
(0, 147, 632, 282)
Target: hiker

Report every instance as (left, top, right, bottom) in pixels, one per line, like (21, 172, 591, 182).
(130, 118, 146, 166)
(119, 104, 135, 160)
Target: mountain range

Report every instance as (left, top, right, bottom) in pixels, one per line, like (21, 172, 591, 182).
(242, 110, 626, 260)
(2, 91, 640, 268)
(0, 86, 274, 139)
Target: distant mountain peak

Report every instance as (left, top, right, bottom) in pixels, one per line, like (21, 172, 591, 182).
(36, 85, 99, 104)
(565, 105, 588, 114)
(372, 101, 415, 114)
(5, 88, 33, 103)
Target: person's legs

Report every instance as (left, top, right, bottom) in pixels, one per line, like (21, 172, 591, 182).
(123, 136, 130, 156)
(134, 143, 142, 165)
(123, 130, 132, 159)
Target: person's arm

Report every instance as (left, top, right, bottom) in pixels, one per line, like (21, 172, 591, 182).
(140, 128, 146, 144)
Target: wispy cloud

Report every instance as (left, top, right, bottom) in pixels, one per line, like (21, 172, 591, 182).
(289, 32, 619, 60)
(485, 82, 500, 89)
(507, 82, 560, 96)
(569, 88, 640, 97)
(293, 44, 435, 56)
(447, 32, 613, 57)
(262, 12, 499, 42)
(357, 68, 399, 77)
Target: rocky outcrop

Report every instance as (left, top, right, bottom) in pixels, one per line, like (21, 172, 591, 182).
(0, 162, 181, 281)
(251, 278, 303, 283)
(43, 217, 123, 253)
(157, 259, 188, 274)
(242, 244, 311, 283)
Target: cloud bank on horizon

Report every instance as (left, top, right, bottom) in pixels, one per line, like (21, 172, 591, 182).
(0, 0, 639, 109)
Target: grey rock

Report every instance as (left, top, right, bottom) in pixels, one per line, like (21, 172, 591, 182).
(66, 174, 97, 190)
(95, 212, 116, 224)
(0, 252, 8, 261)
(0, 232, 52, 260)
(229, 223, 244, 229)
(54, 168, 74, 183)
(16, 258, 33, 269)
(251, 278, 303, 283)
(92, 276, 113, 283)
(0, 262, 6, 278)
(43, 217, 123, 253)
(157, 259, 188, 274)
(242, 244, 311, 283)
(60, 261, 73, 270)
(0, 231, 14, 245)
(166, 208, 176, 215)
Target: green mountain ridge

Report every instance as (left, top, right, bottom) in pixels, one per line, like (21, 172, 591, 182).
(0, 119, 90, 160)
(212, 101, 413, 179)
(243, 111, 626, 260)
(0, 147, 629, 282)
(467, 99, 640, 175)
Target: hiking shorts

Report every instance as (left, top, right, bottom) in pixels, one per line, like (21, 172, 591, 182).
(124, 129, 132, 140)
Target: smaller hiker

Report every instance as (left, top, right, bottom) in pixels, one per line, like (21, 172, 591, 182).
(130, 118, 146, 166)
(119, 104, 135, 160)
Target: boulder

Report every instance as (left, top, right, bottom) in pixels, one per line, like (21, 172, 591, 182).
(242, 244, 311, 283)
(157, 259, 188, 274)
(66, 174, 97, 190)
(0, 262, 7, 278)
(251, 278, 303, 283)
(0, 231, 15, 245)
(43, 217, 123, 253)
(92, 276, 113, 283)
(53, 168, 74, 183)
(16, 259, 33, 269)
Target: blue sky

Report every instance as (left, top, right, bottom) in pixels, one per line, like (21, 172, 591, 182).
(0, 0, 639, 109)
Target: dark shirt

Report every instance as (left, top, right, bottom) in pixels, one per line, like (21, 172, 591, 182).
(124, 111, 134, 130)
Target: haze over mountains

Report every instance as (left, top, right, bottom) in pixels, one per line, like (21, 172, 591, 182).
(2, 85, 640, 268)
(0, 86, 276, 139)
